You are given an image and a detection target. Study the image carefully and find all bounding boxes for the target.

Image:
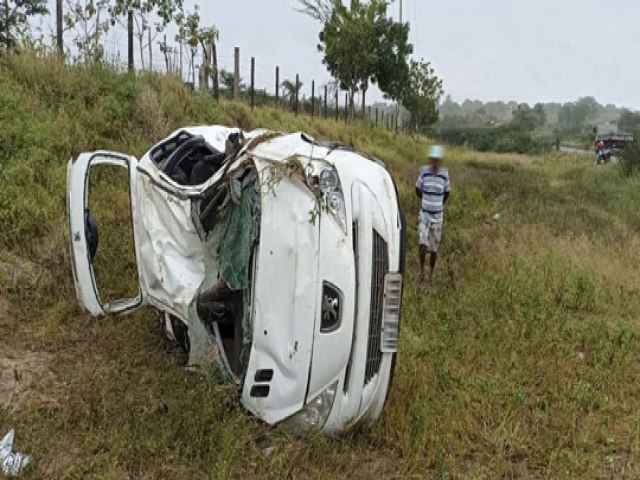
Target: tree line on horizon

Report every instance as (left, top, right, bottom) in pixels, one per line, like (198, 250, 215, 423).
(439, 95, 640, 140)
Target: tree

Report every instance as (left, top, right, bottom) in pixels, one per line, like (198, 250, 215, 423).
(300, 0, 413, 120)
(296, 0, 332, 22)
(402, 59, 443, 131)
(173, 6, 202, 85)
(281, 79, 303, 109)
(511, 103, 546, 132)
(0, 0, 48, 50)
(373, 12, 412, 127)
(317, 1, 374, 118)
(219, 69, 244, 95)
(557, 97, 600, 136)
(159, 34, 178, 74)
(110, 0, 183, 70)
(618, 109, 640, 135)
(199, 25, 219, 97)
(64, 0, 111, 63)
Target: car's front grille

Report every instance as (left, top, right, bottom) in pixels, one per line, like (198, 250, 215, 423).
(364, 230, 388, 385)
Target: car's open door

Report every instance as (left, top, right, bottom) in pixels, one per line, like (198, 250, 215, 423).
(67, 151, 144, 316)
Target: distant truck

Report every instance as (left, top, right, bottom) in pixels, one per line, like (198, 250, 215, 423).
(594, 124, 633, 164)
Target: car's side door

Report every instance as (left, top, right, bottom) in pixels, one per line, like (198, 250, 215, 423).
(67, 151, 144, 316)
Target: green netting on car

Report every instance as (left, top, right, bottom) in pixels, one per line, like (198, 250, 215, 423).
(218, 177, 259, 291)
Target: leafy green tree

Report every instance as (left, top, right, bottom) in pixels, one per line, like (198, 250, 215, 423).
(300, 0, 415, 119)
(219, 69, 244, 95)
(0, 0, 48, 50)
(301, 0, 406, 119)
(317, 1, 372, 118)
(373, 12, 412, 119)
(64, 0, 111, 63)
(296, 0, 332, 22)
(198, 25, 219, 97)
(511, 103, 546, 132)
(556, 97, 599, 137)
(173, 5, 200, 84)
(402, 59, 443, 130)
(110, 0, 183, 70)
(618, 109, 640, 135)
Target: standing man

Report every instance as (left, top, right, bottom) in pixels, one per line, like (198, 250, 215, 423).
(415, 145, 451, 282)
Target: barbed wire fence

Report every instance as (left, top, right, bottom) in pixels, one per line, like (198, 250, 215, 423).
(99, 37, 408, 131)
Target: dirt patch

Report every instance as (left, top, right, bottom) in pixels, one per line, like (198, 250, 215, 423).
(0, 255, 38, 284)
(0, 350, 54, 412)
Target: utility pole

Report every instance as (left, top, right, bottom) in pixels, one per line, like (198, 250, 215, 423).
(399, 0, 403, 23)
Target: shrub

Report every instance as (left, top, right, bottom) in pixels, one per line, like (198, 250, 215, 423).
(133, 85, 170, 141)
(431, 125, 554, 155)
(619, 142, 640, 178)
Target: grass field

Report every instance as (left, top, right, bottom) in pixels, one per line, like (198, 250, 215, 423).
(3, 54, 640, 478)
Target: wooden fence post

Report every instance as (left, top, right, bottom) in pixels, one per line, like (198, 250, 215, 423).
(212, 39, 219, 100)
(335, 90, 339, 121)
(311, 81, 315, 117)
(323, 86, 328, 118)
(250, 57, 255, 109)
(375, 108, 378, 127)
(56, 0, 63, 56)
(344, 93, 348, 123)
(127, 10, 134, 71)
(295, 74, 300, 115)
(233, 47, 240, 100)
(275, 66, 279, 106)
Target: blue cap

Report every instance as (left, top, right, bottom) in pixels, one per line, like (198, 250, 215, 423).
(429, 145, 444, 159)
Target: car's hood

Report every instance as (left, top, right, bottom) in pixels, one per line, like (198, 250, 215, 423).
(240, 158, 321, 424)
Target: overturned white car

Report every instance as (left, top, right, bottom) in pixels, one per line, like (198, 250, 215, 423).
(67, 126, 406, 433)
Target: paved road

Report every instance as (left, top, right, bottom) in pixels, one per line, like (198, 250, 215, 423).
(559, 145, 590, 156)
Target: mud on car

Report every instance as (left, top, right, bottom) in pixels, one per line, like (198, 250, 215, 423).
(67, 126, 406, 433)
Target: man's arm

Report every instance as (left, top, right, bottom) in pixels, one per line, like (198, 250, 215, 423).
(415, 168, 424, 199)
(443, 171, 451, 205)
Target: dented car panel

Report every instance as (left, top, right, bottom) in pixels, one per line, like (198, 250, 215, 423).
(67, 125, 405, 434)
(241, 160, 320, 423)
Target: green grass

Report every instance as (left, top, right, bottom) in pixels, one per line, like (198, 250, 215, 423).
(3, 53, 640, 478)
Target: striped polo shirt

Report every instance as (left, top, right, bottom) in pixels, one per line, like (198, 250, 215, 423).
(416, 165, 451, 223)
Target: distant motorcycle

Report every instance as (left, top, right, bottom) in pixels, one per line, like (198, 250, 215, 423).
(596, 148, 612, 165)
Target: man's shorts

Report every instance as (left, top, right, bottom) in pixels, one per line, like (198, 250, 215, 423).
(418, 220, 442, 253)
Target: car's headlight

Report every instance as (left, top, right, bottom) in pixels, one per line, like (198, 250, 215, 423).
(307, 165, 347, 234)
(282, 381, 338, 435)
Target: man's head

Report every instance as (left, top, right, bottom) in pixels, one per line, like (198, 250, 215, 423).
(429, 145, 444, 167)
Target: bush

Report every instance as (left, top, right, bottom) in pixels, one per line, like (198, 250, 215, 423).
(619, 142, 640, 177)
(431, 125, 554, 155)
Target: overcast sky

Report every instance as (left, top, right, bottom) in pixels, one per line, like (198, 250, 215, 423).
(45, 0, 640, 109)
(198, 0, 640, 109)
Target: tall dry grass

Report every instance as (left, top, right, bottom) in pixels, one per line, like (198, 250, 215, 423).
(2, 53, 640, 478)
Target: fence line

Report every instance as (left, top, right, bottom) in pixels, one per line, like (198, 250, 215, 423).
(96, 41, 410, 131)
(170, 46, 409, 131)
